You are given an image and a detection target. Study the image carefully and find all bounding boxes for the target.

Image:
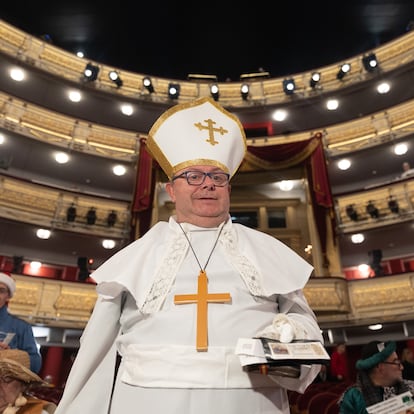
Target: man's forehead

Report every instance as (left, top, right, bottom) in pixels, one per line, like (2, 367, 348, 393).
(180, 166, 225, 173)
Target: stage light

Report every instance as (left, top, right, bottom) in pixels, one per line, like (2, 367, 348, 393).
(366, 200, 379, 218)
(368, 249, 383, 277)
(362, 53, 378, 73)
(210, 84, 220, 101)
(168, 83, 180, 99)
(66, 203, 77, 222)
(83, 63, 99, 82)
(107, 210, 117, 227)
(77, 256, 91, 281)
(346, 204, 358, 221)
(283, 78, 296, 95)
(108, 70, 123, 88)
(388, 196, 399, 214)
(240, 83, 249, 100)
(143, 77, 154, 93)
(336, 63, 351, 80)
(86, 207, 97, 225)
(310, 72, 321, 88)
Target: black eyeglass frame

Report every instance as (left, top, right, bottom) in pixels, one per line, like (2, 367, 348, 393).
(381, 360, 402, 366)
(171, 171, 230, 187)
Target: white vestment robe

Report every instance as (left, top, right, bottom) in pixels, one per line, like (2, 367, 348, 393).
(55, 217, 323, 414)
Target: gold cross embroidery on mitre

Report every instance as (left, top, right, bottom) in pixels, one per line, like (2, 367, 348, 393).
(174, 270, 231, 352)
(194, 118, 228, 146)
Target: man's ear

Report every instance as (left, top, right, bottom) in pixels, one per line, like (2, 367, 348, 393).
(165, 182, 176, 202)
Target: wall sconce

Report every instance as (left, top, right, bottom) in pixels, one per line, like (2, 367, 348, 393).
(282, 78, 296, 95)
(310, 72, 321, 88)
(210, 84, 220, 101)
(362, 53, 378, 73)
(336, 63, 351, 80)
(168, 83, 180, 99)
(86, 207, 97, 225)
(240, 83, 249, 100)
(143, 77, 154, 93)
(366, 200, 379, 218)
(108, 70, 123, 88)
(346, 204, 358, 221)
(83, 63, 99, 82)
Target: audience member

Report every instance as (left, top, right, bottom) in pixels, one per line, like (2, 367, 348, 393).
(0, 349, 56, 413)
(330, 343, 350, 382)
(338, 340, 414, 413)
(401, 347, 414, 381)
(401, 161, 414, 178)
(0, 272, 42, 373)
(55, 97, 323, 414)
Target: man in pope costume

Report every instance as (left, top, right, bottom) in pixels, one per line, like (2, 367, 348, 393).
(55, 97, 324, 414)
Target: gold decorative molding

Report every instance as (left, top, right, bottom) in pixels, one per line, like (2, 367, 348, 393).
(8, 272, 414, 331)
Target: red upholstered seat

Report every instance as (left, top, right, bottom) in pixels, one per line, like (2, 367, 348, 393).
(307, 391, 339, 414)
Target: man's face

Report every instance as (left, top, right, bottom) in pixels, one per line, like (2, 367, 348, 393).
(165, 166, 231, 227)
(0, 283, 10, 308)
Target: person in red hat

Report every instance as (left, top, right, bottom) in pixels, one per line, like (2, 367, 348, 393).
(0, 272, 42, 374)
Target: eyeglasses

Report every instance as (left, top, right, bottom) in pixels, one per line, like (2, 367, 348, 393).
(172, 171, 230, 187)
(381, 360, 402, 366)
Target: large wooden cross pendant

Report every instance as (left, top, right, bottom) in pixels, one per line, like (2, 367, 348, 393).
(174, 270, 231, 352)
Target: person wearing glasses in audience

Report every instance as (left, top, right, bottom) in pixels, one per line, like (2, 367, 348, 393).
(55, 97, 323, 414)
(339, 340, 414, 413)
(0, 273, 42, 374)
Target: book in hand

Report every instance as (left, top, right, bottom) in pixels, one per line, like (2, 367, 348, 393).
(366, 391, 414, 414)
(235, 337, 330, 378)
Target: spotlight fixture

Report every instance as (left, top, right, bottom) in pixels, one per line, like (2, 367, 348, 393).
(107, 210, 117, 227)
(368, 249, 383, 277)
(282, 78, 296, 95)
(362, 53, 378, 73)
(86, 207, 97, 225)
(143, 77, 154, 93)
(240, 83, 249, 100)
(346, 204, 358, 221)
(310, 72, 321, 88)
(168, 83, 180, 99)
(336, 63, 351, 80)
(77, 256, 91, 281)
(366, 200, 379, 219)
(210, 84, 220, 101)
(388, 196, 399, 214)
(83, 63, 99, 82)
(66, 203, 77, 222)
(108, 70, 123, 88)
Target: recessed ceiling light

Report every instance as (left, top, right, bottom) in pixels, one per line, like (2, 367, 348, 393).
(36, 228, 51, 239)
(68, 90, 82, 102)
(272, 109, 287, 122)
(9, 67, 25, 82)
(377, 82, 390, 94)
(351, 233, 364, 244)
(326, 99, 339, 110)
(337, 159, 351, 170)
(278, 180, 294, 191)
(368, 324, 383, 331)
(55, 152, 69, 164)
(102, 239, 116, 249)
(121, 104, 133, 116)
(394, 143, 408, 155)
(113, 165, 126, 176)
